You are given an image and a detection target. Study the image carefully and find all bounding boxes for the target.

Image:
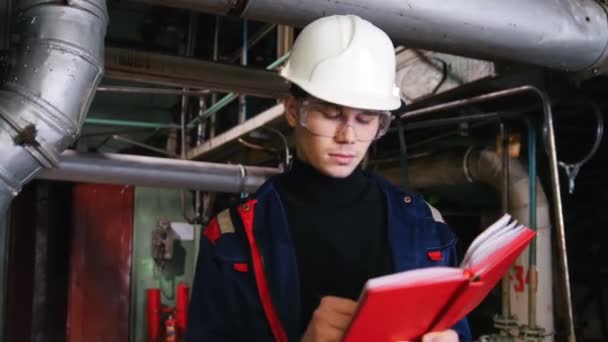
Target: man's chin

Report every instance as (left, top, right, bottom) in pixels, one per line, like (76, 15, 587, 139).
(321, 164, 356, 178)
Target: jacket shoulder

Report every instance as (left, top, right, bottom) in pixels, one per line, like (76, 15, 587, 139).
(368, 171, 443, 222)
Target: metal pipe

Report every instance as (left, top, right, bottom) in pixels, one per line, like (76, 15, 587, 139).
(111, 135, 177, 157)
(209, 15, 221, 139)
(37, 151, 281, 193)
(500, 123, 512, 319)
(180, 12, 197, 223)
(527, 120, 539, 329)
(277, 25, 294, 58)
(0, 1, 12, 339)
(130, 0, 233, 15)
(401, 84, 574, 341)
(0, 0, 107, 209)
(97, 86, 210, 96)
(85, 117, 181, 129)
(389, 147, 555, 337)
(239, 20, 249, 124)
(228, 23, 276, 63)
(0, 2, 107, 340)
(142, 0, 608, 75)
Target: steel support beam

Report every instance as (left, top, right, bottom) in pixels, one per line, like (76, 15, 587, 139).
(105, 47, 289, 98)
(186, 103, 285, 160)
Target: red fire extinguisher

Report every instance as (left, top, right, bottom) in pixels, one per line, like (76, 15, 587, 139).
(165, 314, 177, 342)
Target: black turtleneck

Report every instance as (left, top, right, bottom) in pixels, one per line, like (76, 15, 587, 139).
(274, 158, 392, 334)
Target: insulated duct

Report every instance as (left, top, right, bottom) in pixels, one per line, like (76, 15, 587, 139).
(0, 0, 108, 213)
(384, 148, 554, 338)
(140, 0, 608, 75)
(37, 150, 281, 194)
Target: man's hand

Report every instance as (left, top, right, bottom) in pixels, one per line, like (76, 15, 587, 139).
(301, 296, 357, 342)
(421, 329, 459, 342)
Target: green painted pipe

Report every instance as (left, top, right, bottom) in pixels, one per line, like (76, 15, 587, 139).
(85, 54, 290, 130)
(85, 117, 182, 129)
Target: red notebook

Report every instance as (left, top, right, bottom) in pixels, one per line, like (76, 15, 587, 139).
(342, 214, 536, 342)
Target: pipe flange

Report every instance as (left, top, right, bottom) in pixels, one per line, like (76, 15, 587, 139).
(463, 145, 475, 183)
(238, 164, 247, 194)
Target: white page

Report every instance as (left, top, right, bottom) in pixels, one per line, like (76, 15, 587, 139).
(365, 267, 463, 290)
(461, 214, 513, 267)
(465, 224, 525, 270)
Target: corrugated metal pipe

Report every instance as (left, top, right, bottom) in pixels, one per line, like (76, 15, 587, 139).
(382, 148, 554, 338)
(136, 0, 608, 76)
(0, 0, 108, 213)
(37, 150, 281, 194)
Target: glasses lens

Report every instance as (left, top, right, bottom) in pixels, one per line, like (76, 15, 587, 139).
(298, 100, 390, 141)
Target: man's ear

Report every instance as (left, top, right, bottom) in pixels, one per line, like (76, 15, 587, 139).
(283, 96, 298, 128)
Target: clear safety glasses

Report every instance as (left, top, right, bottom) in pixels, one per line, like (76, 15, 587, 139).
(297, 99, 393, 141)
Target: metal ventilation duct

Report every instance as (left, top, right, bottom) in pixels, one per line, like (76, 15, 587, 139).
(0, 0, 108, 213)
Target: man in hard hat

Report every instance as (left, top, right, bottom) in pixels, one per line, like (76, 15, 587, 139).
(187, 15, 471, 342)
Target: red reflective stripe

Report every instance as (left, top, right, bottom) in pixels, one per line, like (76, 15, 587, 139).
(427, 250, 443, 261)
(238, 200, 287, 342)
(203, 218, 221, 245)
(233, 263, 249, 272)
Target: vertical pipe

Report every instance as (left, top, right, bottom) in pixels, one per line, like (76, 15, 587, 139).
(500, 123, 512, 319)
(180, 12, 197, 222)
(527, 120, 538, 329)
(210, 16, 220, 138)
(0, 1, 11, 339)
(239, 20, 248, 124)
(541, 93, 576, 342)
(277, 24, 293, 106)
(194, 97, 206, 223)
(277, 25, 294, 57)
(400, 86, 576, 340)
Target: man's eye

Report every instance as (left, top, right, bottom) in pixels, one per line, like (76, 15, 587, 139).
(356, 114, 378, 124)
(320, 110, 341, 119)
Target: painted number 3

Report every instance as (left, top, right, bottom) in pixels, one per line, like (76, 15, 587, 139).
(510, 264, 529, 292)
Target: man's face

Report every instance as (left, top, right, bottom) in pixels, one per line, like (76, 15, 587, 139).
(284, 96, 380, 178)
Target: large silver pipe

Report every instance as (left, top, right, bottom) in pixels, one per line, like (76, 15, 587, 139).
(139, 0, 608, 74)
(0, 0, 108, 213)
(37, 151, 281, 194)
(383, 148, 555, 338)
(401, 85, 574, 341)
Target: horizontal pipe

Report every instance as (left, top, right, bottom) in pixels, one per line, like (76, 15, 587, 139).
(141, 0, 608, 74)
(84, 117, 182, 129)
(37, 150, 281, 193)
(97, 86, 210, 96)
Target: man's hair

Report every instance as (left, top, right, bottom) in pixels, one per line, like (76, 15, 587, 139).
(289, 84, 309, 100)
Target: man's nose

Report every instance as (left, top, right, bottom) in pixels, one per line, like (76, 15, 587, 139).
(335, 124, 357, 144)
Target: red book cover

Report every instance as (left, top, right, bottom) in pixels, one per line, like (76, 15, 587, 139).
(342, 214, 536, 342)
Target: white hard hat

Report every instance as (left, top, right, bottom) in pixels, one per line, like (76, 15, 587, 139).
(280, 15, 401, 111)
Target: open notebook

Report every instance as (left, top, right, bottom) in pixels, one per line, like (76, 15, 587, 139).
(343, 214, 536, 342)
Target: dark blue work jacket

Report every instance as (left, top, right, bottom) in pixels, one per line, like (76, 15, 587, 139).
(186, 174, 471, 341)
